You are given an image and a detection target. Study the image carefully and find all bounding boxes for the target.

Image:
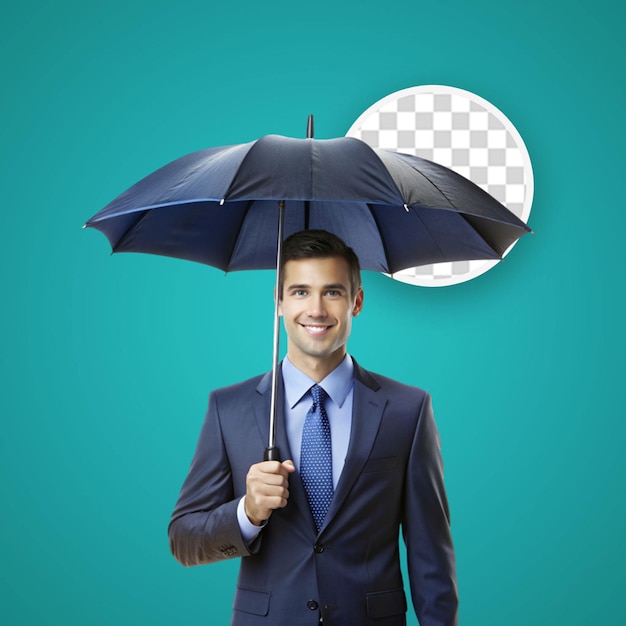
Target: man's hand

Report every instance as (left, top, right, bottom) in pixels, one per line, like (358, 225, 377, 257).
(244, 460, 296, 526)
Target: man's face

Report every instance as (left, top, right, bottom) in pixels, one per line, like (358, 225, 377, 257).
(279, 256, 363, 378)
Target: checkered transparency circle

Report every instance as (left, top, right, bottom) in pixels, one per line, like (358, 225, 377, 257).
(346, 85, 533, 287)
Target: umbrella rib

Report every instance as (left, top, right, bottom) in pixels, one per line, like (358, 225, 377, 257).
(364, 203, 394, 273)
(110, 209, 152, 252)
(361, 144, 411, 206)
(219, 136, 277, 202)
(365, 202, 452, 271)
(407, 164, 458, 211)
(408, 206, 447, 261)
(224, 199, 256, 270)
(374, 147, 459, 212)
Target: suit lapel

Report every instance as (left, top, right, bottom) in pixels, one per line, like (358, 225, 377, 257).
(253, 370, 294, 461)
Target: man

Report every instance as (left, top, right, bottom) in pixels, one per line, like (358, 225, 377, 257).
(169, 230, 458, 625)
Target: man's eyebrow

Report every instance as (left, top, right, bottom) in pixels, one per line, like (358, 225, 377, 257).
(285, 283, 348, 291)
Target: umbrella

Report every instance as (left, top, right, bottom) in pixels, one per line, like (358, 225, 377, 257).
(85, 116, 531, 459)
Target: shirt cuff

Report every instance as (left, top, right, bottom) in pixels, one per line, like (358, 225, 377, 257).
(237, 496, 265, 543)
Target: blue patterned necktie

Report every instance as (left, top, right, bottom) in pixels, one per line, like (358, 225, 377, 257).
(300, 384, 333, 532)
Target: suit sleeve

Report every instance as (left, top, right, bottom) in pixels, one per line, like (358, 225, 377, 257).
(402, 393, 459, 626)
(168, 390, 258, 566)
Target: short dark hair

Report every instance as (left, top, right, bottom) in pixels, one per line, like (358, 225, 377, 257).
(279, 229, 361, 298)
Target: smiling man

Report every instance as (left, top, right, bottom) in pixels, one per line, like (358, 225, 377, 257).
(169, 230, 458, 626)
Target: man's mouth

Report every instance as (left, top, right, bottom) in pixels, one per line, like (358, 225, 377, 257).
(302, 324, 330, 335)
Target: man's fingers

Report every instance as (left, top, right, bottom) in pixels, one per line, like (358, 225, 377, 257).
(244, 460, 296, 525)
(248, 478, 290, 501)
(256, 460, 295, 477)
(282, 459, 296, 473)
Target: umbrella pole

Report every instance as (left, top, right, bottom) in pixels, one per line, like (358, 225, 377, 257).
(264, 200, 285, 462)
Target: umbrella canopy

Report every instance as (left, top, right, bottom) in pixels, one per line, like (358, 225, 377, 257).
(85, 133, 531, 274)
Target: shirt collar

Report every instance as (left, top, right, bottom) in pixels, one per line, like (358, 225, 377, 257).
(282, 355, 354, 409)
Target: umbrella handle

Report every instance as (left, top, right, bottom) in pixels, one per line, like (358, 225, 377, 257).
(264, 446, 281, 462)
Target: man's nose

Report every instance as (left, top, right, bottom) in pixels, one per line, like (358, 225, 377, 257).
(307, 295, 327, 317)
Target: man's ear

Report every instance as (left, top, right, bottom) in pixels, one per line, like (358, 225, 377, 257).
(352, 288, 364, 317)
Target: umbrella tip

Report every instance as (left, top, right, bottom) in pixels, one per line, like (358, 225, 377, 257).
(306, 114, 314, 139)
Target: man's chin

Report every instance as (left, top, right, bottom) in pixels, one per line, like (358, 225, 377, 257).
(302, 344, 346, 363)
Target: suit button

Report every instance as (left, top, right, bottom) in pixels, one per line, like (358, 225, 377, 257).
(313, 544, 324, 553)
(307, 600, 318, 610)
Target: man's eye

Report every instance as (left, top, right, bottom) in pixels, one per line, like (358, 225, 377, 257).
(294, 290, 307, 296)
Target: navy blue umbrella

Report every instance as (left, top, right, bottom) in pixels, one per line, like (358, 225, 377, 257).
(85, 119, 531, 458)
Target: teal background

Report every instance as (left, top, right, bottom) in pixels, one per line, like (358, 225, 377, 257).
(1, 0, 623, 624)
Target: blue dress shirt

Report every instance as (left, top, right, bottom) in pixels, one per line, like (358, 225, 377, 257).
(237, 355, 355, 541)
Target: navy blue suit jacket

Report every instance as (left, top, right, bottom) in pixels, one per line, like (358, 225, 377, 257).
(169, 360, 458, 625)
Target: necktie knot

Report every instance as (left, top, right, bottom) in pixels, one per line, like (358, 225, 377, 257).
(311, 384, 327, 407)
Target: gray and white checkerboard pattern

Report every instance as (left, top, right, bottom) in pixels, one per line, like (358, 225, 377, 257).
(347, 86, 533, 286)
